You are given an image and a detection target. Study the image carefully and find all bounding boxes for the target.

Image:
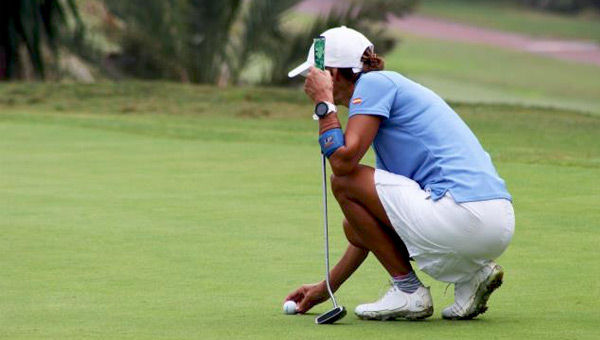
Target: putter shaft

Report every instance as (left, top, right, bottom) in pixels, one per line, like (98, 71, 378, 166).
(321, 153, 338, 308)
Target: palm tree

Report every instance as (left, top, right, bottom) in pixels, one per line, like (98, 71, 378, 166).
(104, 0, 198, 80)
(185, 0, 244, 83)
(102, 0, 418, 85)
(0, 0, 82, 80)
(104, 0, 293, 84)
(226, 0, 300, 84)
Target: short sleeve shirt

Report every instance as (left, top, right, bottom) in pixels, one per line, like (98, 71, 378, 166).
(348, 71, 511, 203)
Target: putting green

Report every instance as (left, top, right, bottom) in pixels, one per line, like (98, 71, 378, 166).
(1, 84, 598, 339)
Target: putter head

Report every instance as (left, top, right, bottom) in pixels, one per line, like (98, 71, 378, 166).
(315, 306, 347, 324)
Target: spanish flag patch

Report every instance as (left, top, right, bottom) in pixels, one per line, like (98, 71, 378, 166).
(352, 97, 362, 105)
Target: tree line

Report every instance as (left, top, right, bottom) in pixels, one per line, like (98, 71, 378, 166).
(0, 0, 417, 84)
(2, 0, 597, 84)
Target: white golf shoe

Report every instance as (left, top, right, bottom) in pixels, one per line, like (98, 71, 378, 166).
(442, 261, 504, 320)
(354, 284, 433, 321)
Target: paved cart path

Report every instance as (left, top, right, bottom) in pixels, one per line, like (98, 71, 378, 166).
(296, 0, 600, 67)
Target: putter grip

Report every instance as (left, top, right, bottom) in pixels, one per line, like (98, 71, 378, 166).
(314, 37, 325, 70)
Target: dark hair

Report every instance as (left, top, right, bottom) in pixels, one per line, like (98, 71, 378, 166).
(338, 47, 385, 82)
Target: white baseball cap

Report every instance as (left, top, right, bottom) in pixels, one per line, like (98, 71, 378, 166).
(287, 26, 373, 78)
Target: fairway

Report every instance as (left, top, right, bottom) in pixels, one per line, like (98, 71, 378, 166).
(1, 84, 599, 339)
(419, 0, 600, 42)
(386, 35, 600, 115)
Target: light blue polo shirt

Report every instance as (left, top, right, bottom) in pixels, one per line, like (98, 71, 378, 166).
(349, 71, 511, 203)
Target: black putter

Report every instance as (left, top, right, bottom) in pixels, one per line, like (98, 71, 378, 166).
(313, 36, 346, 325)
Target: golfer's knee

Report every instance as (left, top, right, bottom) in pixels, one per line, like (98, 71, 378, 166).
(331, 167, 370, 200)
(330, 173, 350, 201)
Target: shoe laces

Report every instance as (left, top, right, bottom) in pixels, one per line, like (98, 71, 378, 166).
(442, 283, 465, 313)
(378, 281, 399, 299)
(443, 283, 452, 296)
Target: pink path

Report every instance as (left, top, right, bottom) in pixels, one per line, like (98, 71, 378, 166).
(296, 0, 600, 67)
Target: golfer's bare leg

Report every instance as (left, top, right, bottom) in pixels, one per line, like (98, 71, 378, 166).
(332, 165, 412, 277)
(343, 218, 410, 262)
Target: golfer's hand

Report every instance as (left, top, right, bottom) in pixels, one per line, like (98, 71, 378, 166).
(305, 67, 334, 104)
(284, 281, 329, 313)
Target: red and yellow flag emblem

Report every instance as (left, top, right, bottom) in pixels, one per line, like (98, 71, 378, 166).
(352, 97, 362, 105)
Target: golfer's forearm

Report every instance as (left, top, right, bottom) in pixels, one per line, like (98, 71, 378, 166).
(318, 113, 341, 134)
(318, 114, 365, 176)
(329, 243, 369, 292)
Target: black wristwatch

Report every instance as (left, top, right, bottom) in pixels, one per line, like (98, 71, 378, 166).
(314, 101, 337, 119)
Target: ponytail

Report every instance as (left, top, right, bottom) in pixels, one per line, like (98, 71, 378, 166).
(360, 47, 385, 72)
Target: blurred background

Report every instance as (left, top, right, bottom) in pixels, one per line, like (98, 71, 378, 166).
(1, 0, 599, 113)
(2, 2, 599, 338)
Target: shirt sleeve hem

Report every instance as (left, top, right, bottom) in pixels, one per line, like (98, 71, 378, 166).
(348, 111, 389, 118)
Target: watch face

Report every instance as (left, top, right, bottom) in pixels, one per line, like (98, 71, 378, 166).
(316, 102, 329, 117)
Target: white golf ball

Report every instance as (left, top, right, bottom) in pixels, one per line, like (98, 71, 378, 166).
(283, 300, 297, 315)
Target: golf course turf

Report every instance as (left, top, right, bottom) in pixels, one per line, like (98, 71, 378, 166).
(1, 82, 598, 339)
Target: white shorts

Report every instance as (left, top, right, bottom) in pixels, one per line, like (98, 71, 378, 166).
(374, 169, 515, 283)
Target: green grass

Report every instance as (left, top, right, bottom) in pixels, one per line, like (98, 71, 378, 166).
(385, 34, 600, 115)
(278, 11, 600, 115)
(418, 0, 600, 42)
(1, 83, 599, 339)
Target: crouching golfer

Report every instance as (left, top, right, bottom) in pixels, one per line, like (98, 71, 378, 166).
(285, 26, 515, 320)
